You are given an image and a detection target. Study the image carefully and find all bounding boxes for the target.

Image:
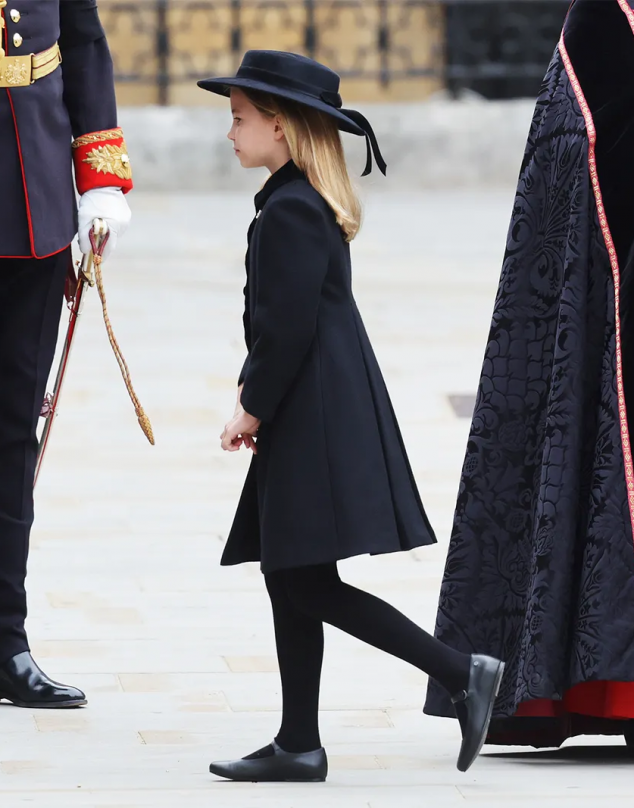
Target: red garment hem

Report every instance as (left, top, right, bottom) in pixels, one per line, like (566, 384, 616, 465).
(515, 681, 634, 721)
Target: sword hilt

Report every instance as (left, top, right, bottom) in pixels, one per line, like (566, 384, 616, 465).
(79, 219, 109, 287)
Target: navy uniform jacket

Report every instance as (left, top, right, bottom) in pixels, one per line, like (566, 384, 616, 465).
(0, 0, 124, 258)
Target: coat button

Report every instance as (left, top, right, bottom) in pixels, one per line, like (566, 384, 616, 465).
(10, 9, 20, 23)
(13, 32, 22, 47)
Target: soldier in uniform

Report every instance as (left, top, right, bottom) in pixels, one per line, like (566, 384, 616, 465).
(0, 0, 132, 707)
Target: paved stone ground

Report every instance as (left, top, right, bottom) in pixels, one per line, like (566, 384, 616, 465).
(6, 189, 633, 807)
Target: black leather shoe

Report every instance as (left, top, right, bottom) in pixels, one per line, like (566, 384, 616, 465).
(0, 652, 87, 708)
(452, 654, 505, 772)
(209, 740, 328, 782)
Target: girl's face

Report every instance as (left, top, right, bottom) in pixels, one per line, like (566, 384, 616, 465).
(227, 88, 289, 172)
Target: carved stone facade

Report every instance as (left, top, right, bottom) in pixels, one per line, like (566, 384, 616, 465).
(99, 0, 445, 105)
(100, 0, 569, 106)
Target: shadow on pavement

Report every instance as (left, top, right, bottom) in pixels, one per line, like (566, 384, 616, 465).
(485, 745, 634, 765)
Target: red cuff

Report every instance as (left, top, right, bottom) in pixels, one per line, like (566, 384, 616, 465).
(72, 128, 133, 195)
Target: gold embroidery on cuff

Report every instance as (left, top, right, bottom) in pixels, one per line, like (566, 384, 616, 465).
(72, 128, 124, 149)
(82, 143, 132, 181)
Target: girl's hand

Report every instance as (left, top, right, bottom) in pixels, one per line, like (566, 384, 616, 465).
(221, 407, 261, 453)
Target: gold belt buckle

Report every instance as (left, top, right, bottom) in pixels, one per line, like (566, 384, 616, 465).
(0, 55, 33, 88)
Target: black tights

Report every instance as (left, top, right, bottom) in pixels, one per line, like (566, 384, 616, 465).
(264, 563, 471, 754)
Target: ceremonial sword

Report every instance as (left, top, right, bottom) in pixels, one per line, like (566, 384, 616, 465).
(34, 219, 154, 488)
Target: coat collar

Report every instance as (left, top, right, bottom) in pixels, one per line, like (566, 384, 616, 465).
(254, 160, 306, 212)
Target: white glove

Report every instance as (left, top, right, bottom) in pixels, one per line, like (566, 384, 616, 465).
(77, 186, 132, 260)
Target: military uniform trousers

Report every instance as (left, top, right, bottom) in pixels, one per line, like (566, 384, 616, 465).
(0, 252, 68, 664)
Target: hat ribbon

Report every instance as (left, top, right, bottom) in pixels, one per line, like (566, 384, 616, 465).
(339, 108, 387, 177)
(320, 91, 386, 176)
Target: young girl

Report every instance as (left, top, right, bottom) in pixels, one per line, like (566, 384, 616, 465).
(198, 49, 504, 782)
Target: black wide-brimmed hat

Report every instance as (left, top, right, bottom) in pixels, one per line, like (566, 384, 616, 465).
(198, 50, 386, 176)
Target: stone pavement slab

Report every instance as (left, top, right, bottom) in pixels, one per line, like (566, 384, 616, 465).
(2, 189, 631, 807)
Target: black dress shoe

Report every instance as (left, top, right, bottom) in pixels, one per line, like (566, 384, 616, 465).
(452, 654, 505, 772)
(209, 740, 328, 782)
(0, 652, 87, 708)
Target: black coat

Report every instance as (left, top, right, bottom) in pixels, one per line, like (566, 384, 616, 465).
(0, 0, 117, 258)
(425, 0, 634, 747)
(222, 161, 436, 573)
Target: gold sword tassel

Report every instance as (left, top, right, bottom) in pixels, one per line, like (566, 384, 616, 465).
(90, 219, 155, 446)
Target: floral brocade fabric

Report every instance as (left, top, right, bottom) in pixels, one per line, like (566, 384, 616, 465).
(424, 45, 634, 724)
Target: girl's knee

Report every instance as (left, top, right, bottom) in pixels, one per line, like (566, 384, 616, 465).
(283, 563, 341, 613)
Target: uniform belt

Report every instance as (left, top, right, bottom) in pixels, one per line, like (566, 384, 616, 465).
(0, 43, 61, 88)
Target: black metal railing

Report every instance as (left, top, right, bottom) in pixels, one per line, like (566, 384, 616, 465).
(445, 0, 569, 99)
(99, 0, 570, 105)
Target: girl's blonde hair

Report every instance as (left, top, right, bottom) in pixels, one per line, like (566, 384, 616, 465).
(244, 89, 362, 241)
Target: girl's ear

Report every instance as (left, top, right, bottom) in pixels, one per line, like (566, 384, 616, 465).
(273, 115, 286, 142)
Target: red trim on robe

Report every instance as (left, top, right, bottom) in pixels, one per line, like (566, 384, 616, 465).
(510, 2, 634, 726)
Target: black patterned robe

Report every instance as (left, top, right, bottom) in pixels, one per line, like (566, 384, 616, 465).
(424, 0, 634, 747)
